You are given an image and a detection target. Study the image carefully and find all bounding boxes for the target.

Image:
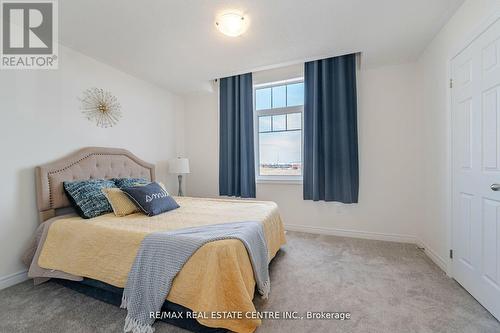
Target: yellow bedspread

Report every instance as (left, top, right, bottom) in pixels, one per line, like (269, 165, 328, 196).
(38, 196, 286, 333)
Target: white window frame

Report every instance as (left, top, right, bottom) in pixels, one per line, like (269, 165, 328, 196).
(253, 77, 304, 184)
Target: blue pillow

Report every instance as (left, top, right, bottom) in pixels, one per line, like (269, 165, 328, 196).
(113, 177, 149, 188)
(121, 182, 179, 216)
(63, 179, 117, 219)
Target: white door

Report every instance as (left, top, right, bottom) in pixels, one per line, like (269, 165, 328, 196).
(452, 17, 500, 320)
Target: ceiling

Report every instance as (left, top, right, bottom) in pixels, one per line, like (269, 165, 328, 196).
(59, 0, 464, 93)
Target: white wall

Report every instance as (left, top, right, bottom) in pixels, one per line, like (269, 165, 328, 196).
(3, 0, 494, 288)
(417, 0, 500, 271)
(184, 0, 500, 272)
(183, 63, 424, 242)
(0, 45, 184, 285)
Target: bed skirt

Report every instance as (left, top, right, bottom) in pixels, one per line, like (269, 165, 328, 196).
(53, 278, 227, 333)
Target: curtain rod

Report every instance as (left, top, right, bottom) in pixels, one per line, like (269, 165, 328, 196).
(212, 52, 362, 81)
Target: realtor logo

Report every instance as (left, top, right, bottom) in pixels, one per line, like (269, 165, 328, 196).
(1, 0, 58, 69)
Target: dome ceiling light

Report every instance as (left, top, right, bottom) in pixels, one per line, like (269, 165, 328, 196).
(215, 12, 248, 37)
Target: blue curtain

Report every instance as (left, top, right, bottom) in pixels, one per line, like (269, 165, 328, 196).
(303, 54, 359, 203)
(219, 73, 256, 198)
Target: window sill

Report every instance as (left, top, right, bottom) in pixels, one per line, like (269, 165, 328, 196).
(256, 177, 303, 185)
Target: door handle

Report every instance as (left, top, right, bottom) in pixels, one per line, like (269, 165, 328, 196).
(491, 184, 500, 191)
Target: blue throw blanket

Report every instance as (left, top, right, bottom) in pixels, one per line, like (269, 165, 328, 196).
(121, 221, 270, 333)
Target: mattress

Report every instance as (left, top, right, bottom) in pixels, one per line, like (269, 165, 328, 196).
(37, 196, 287, 333)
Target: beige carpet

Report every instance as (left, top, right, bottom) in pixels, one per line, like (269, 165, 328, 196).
(0, 231, 499, 333)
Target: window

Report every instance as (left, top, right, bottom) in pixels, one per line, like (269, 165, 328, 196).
(254, 79, 304, 181)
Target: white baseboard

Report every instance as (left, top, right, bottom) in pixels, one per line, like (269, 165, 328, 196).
(0, 270, 28, 290)
(284, 224, 417, 244)
(0, 232, 446, 291)
(284, 224, 450, 274)
(416, 239, 449, 273)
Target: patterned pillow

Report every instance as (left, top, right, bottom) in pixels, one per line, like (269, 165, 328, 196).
(121, 182, 179, 216)
(64, 179, 117, 219)
(113, 178, 149, 188)
(102, 188, 140, 217)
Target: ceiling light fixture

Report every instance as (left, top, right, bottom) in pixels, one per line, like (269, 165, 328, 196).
(215, 12, 247, 37)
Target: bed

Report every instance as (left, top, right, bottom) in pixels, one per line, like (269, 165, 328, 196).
(29, 147, 287, 333)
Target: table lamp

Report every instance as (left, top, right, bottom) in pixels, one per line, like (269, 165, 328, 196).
(169, 157, 190, 196)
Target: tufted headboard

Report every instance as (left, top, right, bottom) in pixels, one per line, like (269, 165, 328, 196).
(35, 147, 155, 222)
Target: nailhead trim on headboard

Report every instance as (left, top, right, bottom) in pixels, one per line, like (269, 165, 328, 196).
(36, 147, 155, 220)
(46, 153, 131, 208)
(47, 152, 92, 208)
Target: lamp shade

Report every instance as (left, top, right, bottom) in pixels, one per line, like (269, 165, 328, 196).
(169, 157, 190, 174)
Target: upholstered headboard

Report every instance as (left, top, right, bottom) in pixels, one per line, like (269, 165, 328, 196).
(35, 147, 155, 222)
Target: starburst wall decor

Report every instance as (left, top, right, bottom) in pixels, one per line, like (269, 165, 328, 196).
(79, 88, 122, 128)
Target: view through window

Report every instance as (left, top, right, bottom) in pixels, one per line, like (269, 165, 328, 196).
(254, 80, 304, 178)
